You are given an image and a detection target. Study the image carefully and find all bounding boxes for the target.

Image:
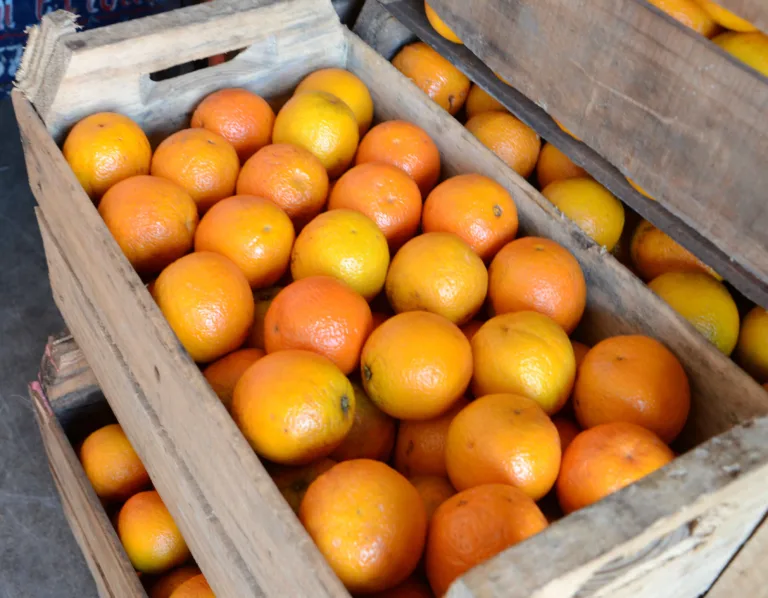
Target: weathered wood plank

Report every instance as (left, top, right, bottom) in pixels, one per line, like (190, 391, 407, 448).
(707, 513, 768, 597)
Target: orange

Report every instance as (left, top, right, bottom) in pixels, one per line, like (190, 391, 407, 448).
(151, 128, 240, 213)
(361, 311, 472, 420)
(271, 458, 336, 514)
(410, 476, 456, 521)
(712, 32, 768, 77)
(465, 84, 507, 119)
(696, 0, 756, 31)
(394, 398, 470, 478)
(571, 340, 590, 369)
(647, 0, 718, 36)
(553, 417, 581, 452)
(291, 210, 390, 301)
(63, 112, 151, 201)
(194, 195, 294, 288)
(236, 143, 329, 229)
(472, 312, 576, 414)
(536, 143, 589, 190)
(422, 174, 519, 261)
(630, 220, 721, 281)
(385, 232, 488, 325)
(465, 112, 540, 178)
(574, 335, 690, 443)
(392, 42, 470, 115)
(190, 88, 275, 163)
(356, 120, 441, 197)
(372, 311, 391, 330)
(369, 576, 434, 598)
(202, 348, 264, 410)
(247, 286, 282, 349)
(152, 252, 254, 363)
(295, 68, 374, 136)
(648, 272, 740, 355)
(488, 237, 586, 334)
(98, 175, 197, 276)
(300, 459, 427, 593)
(273, 90, 359, 178)
(331, 382, 396, 461)
(232, 350, 355, 464)
(446, 394, 561, 499)
(149, 566, 201, 598)
(168, 574, 214, 598)
(117, 490, 190, 574)
(328, 162, 422, 250)
(557, 422, 675, 514)
(79, 424, 149, 502)
(542, 178, 625, 251)
(426, 484, 547, 597)
(460, 320, 483, 343)
(735, 307, 768, 382)
(425, 1, 462, 44)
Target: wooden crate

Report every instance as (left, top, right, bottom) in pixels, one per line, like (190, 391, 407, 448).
(357, 0, 768, 311)
(12, 0, 768, 596)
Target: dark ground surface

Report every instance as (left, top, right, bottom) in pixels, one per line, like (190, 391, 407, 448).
(0, 97, 97, 597)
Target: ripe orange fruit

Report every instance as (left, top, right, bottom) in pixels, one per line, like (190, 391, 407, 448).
(647, 0, 718, 36)
(271, 458, 336, 514)
(536, 143, 589, 190)
(460, 320, 483, 343)
(63, 112, 151, 201)
(328, 162, 422, 250)
(422, 174, 519, 261)
(552, 417, 581, 452)
(362, 311, 472, 420)
(557, 422, 675, 514)
(331, 382, 396, 461)
(273, 90, 359, 178)
(465, 112, 540, 178)
(394, 398, 470, 478)
(426, 484, 547, 597)
(152, 252, 254, 363)
(295, 68, 374, 136)
(386, 232, 488, 325)
(472, 312, 576, 414)
(488, 237, 586, 334)
(149, 566, 201, 598)
(425, 1, 462, 44)
(696, 0, 756, 31)
(168, 574, 214, 598)
(369, 576, 434, 598)
(735, 307, 768, 382)
(247, 286, 282, 349)
(118, 490, 190, 574)
(151, 128, 240, 213)
(291, 210, 390, 301)
(712, 32, 768, 77)
(356, 120, 441, 197)
(236, 143, 329, 229)
(571, 340, 590, 369)
(392, 42, 470, 115)
(79, 424, 149, 502)
(190, 88, 275, 163)
(300, 460, 427, 593)
(542, 178, 625, 251)
(98, 175, 197, 276)
(574, 335, 690, 443)
(465, 84, 507, 119)
(232, 350, 355, 464)
(446, 394, 560, 499)
(202, 348, 264, 410)
(410, 476, 456, 521)
(372, 311, 391, 330)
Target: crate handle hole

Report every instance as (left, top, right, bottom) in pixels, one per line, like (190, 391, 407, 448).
(148, 48, 246, 82)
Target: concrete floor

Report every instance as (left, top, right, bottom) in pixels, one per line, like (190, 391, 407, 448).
(0, 98, 98, 597)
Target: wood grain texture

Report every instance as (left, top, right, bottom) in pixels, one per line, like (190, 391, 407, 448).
(353, 0, 413, 59)
(707, 513, 768, 597)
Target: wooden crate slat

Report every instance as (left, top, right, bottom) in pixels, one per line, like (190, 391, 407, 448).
(707, 512, 768, 597)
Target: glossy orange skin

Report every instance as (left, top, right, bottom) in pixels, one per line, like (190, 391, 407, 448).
(328, 162, 422, 250)
(151, 128, 239, 213)
(118, 491, 190, 575)
(488, 236, 587, 334)
(246, 286, 283, 350)
(63, 112, 151, 201)
(168, 574, 214, 598)
(465, 84, 507, 119)
(426, 484, 548, 597)
(647, 0, 718, 36)
(425, 1, 462, 44)
(465, 112, 540, 178)
(557, 422, 675, 514)
(271, 458, 337, 514)
(392, 42, 470, 115)
(736, 307, 768, 383)
(552, 417, 581, 452)
(394, 398, 469, 478)
(295, 68, 374, 136)
(422, 174, 519, 261)
(356, 120, 441, 197)
(369, 576, 435, 598)
(446, 394, 561, 499)
(148, 566, 201, 598)
(194, 195, 295, 288)
(536, 142, 589, 190)
(232, 350, 355, 465)
(330, 382, 396, 462)
(410, 476, 456, 522)
(300, 459, 428, 594)
(574, 335, 690, 443)
(79, 424, 150, 502)
(190, 88, 275, 163)
(460, 320, 483, 343)
(236, 143, 329, 229)
(264, 276, 373, 374)
(361, 311, 473, 420)
(202, 348, 264, 411)
(152, 252, 254, 363)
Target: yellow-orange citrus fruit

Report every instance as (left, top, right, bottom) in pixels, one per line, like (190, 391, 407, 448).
(460, 320, 484, 343)
(300, 459, 428, 594)
(713, 31, 768, 77)
(63, 112, 151, 201)
(735, 307, 768, 382)
(696, 0, 756, 31)
(168, 574, 214, 598)
(295, 68, 374, 136)
(271, 458, 337, 514)
(465, 112, 540, 178)
(149, 566, 201, 598)
(369, 576, 434, 598)
(572, 340, 590, 370)
(647, 0, 718, 36)
(247, 286, 282, 349)
(202, 348, 264, 411)
(465, 84, 507, 119)
(553, 417, 581, 452)
(536, 143, 589, 190)
(425, 1, 462, 44)
(331, 382, 396, 461)
(410, 476, 457, 521)
(361, 311, 473, 420)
